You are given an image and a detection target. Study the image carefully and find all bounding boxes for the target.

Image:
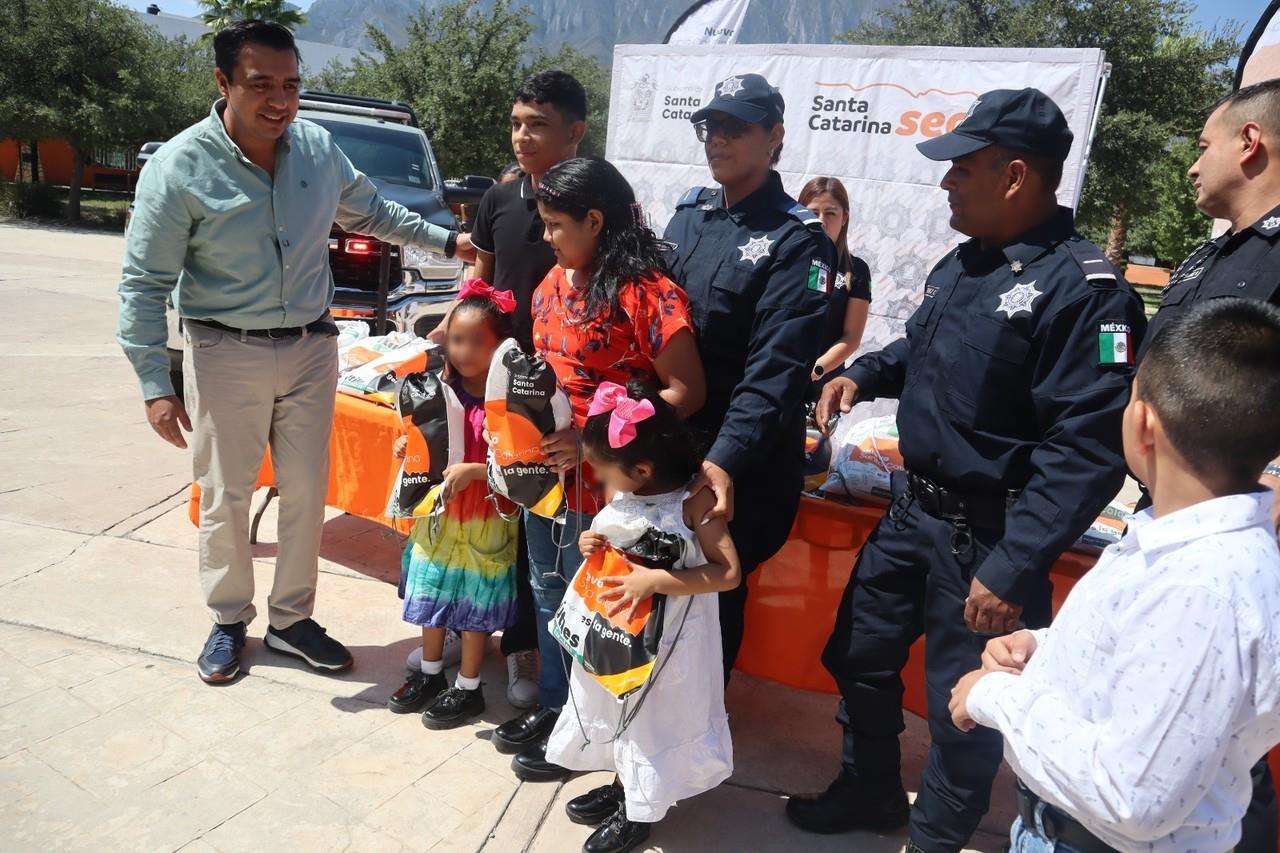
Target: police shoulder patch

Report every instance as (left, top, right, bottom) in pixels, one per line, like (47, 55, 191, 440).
(1064, 238, 1120, 288)
(807, 258, 832, 294)
(677, 186, 714, 209)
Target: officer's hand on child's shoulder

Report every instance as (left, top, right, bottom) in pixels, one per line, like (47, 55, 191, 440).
(816, 378, 858, 435)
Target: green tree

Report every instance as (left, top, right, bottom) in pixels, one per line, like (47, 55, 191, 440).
(1124, 138, 1210, 266)
(197, 0, 306, 36)
(841, 0, 1239, 263)
(0, 0, 190, 220)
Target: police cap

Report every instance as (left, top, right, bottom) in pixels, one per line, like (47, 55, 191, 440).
(691, 73, 785, 125)
(917, 88, 1073, 162)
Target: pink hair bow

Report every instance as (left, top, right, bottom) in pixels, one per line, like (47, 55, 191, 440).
(458, 278, 516, 314)
(587, 382, 655, 448)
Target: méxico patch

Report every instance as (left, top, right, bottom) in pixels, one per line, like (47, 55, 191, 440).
(1098, 322, 1133, 365)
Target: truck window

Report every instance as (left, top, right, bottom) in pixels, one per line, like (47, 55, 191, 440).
(311, 119, 434, 190)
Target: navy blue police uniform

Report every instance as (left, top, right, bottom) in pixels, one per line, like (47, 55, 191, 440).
(787, 89, 1149, 853)
(1136, 202, 1280, 853)
(664, 73, 834, 678)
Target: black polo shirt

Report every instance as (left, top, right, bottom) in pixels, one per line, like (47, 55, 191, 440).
(819, 251, 873, 352)
(470, 174, 557, 349)
(1141, 202, 1280, 359)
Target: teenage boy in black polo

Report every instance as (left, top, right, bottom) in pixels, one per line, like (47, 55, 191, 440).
(464, 70, 588, 738)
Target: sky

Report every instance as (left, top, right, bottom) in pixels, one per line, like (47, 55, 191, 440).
(119, 0, 1270, 42)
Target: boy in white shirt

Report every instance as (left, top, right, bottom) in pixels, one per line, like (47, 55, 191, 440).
(949, 297, 1280, 853)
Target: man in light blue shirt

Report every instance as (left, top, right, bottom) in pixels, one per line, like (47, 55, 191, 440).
(117, 20, 459, 684)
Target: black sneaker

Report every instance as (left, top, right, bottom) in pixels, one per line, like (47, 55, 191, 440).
(492, 705, 559, 754)
(784, 772, 910, 834)
(422, 685, 485, 730)
(387, 670, 446, 714)
(197, 622, 246, 684)
(567, 781, 625, 826)
(583, 804, 650, 853)
(264, 618, 353, 672)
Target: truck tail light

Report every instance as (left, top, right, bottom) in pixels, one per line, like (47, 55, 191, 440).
(346, 238, 375, 254)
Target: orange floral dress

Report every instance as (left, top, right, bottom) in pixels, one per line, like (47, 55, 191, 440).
(530, 267, 696, 512)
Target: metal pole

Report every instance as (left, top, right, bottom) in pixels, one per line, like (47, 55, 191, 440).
(375, 242, 392, 335)
(1075, 59, 1111, 207)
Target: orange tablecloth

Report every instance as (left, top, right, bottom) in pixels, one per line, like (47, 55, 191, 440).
(188, 392, 412, 534)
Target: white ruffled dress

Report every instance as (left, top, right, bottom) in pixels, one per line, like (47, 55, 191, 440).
(544, 486, 734, 823)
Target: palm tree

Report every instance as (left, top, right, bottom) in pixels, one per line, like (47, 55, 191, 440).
(197, 0, 307, 36)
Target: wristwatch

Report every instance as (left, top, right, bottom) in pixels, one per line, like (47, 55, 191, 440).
(1264, 463, 1280, 480)
(443, 230, 459, 260)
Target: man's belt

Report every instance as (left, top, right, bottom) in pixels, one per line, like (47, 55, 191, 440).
(1017, 781, 1119, 853)
(905, 470, 1019, 529)
(187, 317, 339, 339)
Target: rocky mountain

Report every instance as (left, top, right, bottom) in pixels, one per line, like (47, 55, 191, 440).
(296, 0, 893, 62)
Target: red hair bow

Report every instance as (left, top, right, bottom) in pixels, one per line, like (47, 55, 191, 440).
(587, 382, 655, 448)
(458, 279, 516, 314)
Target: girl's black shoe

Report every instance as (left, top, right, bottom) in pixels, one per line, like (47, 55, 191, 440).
(387, 670, 446, 714)
(566, 781, 624, 826)
(422, 685, 485, 730)
(583, 804, 650, 853)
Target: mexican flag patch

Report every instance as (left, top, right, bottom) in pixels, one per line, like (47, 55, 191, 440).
(1098, 322, 1133, 365)
(807, 259, 831, 293)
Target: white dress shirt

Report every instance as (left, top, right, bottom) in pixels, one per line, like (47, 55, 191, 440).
(967, 490, 1280, 852)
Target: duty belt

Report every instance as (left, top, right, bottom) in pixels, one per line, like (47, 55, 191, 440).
(187, 317, 339, 340)
(900, 471, 1020, 556)
(1016, 781, 1118, 853)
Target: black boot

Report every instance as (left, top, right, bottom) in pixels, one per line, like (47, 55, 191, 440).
(511, 738, 570, 782)
(422, 685, 485, 730)
(492, 705, 559, 754)
(583, 804, 650, 853)
(785, 771, 910, 834)
(566, 780, 624, 826)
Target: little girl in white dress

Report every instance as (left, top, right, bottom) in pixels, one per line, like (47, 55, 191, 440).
(544, 380, 741, 853)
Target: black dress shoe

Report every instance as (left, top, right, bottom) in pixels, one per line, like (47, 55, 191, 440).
(422, 685, 485, 730)
(387, 670, 446, 714)
(511, 739, 570, 782)
(265, 618, 353, 672)
(785, 772, 910, 834)
(583, 804, 650, 853)
(492, 705, 559, 754)
(566, 781, 624, 826)
(197, 622, 246, 683)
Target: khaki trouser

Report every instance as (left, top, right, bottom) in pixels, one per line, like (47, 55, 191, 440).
(184, 321, 337, 629)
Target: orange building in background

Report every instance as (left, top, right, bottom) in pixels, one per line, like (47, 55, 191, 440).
(0, 139, 140, 190)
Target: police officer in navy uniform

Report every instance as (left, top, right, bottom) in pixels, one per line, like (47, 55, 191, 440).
(787, 89, 1148, 852)
(1138, 78, 1280, 853)
(664, 73, 834, 678)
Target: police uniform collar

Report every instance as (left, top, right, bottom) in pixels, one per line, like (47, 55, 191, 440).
(725, 170, 787, 218)
(1244, 201, 1280, 240)
(1000, 205, 1075, 272)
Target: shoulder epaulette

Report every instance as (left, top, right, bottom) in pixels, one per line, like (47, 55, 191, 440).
(1064, 237, 1120, 287)
(676, 186, 715, 209)
(785, 202, 826, 234)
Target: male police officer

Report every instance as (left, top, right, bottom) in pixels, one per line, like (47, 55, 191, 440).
(788, 89, 1147, 852)
(665, 73, 833, 678)
(1139, 78, 1280, 853)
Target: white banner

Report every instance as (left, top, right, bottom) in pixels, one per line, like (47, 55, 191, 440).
(664, 0, 753, 46)
(606, 44, 1107, 414)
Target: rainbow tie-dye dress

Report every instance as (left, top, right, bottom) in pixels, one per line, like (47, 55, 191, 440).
(400, 383, 518, 633)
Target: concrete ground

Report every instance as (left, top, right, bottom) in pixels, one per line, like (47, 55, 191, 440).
(0, 221, 1016, 852)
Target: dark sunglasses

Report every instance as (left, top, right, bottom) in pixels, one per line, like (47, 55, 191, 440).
(694, 116, 755, 143)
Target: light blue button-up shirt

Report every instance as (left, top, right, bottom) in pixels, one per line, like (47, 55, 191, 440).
(117, 101, 454, 399)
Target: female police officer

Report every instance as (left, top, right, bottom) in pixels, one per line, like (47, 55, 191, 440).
(664, 73, 834, 678)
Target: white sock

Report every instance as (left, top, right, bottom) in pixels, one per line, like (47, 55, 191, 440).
(455, 673, 481, 691)
(420, 657, 443, 676)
